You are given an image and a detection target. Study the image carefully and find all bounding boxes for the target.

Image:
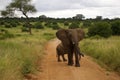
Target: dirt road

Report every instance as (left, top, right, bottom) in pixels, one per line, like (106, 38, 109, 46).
(37, 39, 120, 80)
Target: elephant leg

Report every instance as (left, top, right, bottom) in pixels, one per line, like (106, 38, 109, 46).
(58, 55, 62, 62)
(62, 54, 67, 61)
(75, 52, 80, 67)
(71, 51, 74, 64)
(68, 52, 74, 66)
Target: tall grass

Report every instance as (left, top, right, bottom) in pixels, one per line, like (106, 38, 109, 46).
(80, 36, 120, 73)
(0, 28, 56, 80)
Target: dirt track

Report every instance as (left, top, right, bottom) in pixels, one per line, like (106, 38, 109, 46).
(37, 39, 120, 80)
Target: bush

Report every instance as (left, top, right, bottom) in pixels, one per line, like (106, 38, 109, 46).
(4, 23, 11, 28)
(69, 22, 79, 29)
(111, 21, 120, 35)
(21, 27, 29, 32)
(0, 29, 14, 40)
(83, 21, 91, 27)
(52, 24, 61, 30)
(0, 21, 4, 25)
(64, 21, 69, 26)
(88, 22, 112, 38)
(44, 22, 60, 30)
(34, 22, 44, 29)
(44, 22, 51, 27)
(52, 22, 57, 25)
(10, 22, 17, 27)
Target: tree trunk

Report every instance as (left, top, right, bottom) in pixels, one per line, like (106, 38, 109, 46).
(22, 11, 32, 35)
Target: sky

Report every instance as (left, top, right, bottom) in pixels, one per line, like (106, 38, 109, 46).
(0, 0, 120, 19)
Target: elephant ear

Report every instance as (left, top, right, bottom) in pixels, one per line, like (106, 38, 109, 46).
(56, 29, 70, 45)
(76, 29, 85, 41)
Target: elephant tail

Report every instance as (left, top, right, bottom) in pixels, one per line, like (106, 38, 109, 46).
(78, 53, 84, 60)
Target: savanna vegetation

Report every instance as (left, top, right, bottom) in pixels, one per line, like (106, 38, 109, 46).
(0, 9, 120, 79)
(0, 27, 56, 80)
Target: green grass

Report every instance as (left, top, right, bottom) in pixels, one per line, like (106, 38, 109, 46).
(80, 36, 120, 73)
(0, 27, 56, 80)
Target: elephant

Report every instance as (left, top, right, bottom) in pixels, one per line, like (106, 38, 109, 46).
(56, 28, 85, 67)
(56, 43, 67, 62)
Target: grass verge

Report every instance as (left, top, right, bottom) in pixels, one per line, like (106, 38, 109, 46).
(80, 36, 120, 73)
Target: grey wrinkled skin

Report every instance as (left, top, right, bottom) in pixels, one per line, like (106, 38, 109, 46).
(56, 43, 67, 62)
(56, 28, 85, 67)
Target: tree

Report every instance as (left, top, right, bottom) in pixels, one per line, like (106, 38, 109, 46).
(95, 16, 102, 20)
(1, 0, 37, 34)
(111, 21, 120, 35)
(39, 15, 47, 19)
(69, 22, 80, 29)
(88, 22, 112, 38)
(73, 14, 85, 20)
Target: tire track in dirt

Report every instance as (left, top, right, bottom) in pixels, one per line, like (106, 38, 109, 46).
(37, 39, 120, 80)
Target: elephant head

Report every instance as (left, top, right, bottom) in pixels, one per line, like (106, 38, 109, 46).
(56, 28, 85, 67)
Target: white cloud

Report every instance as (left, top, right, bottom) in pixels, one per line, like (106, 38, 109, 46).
(1, 0, 120, 18)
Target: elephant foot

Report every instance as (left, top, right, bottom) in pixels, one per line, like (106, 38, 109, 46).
(63, 59, 67, 62)
(68, 62, 74, 66)
(68, 63, 73, 66)
(75, 64, 80, 67)
(58, 60, 62, 62)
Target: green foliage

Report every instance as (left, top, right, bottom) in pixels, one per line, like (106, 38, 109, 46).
(44, 22, 51, 27)
(0, 29, 14, 40)
(10, 22, 17, 27)
(64, 21, 69, 26)
(51, 24, 61, 30)
(44, 22, 60, 30)
(69, 22, 79, 29)
(21, 27, 29, 32)
(4, 23, 11, 28)
(111, 21, 120, 35)
(0, 21, 5, 25)
(34, 22, 44, 29)
(88, 22, 112, 38)
(21, 59, 33, 74)
(83, 21, 91, 27)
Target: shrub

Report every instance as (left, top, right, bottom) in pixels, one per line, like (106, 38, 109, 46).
(0, 29, 14, 40)
(88, 22, 112, 38)
(4, 23, 11, 28)
(51, 24, 61, 30)
(34, 22, 44, 29)
(0, 21, 4, 25)
(44, 22, 51, 27)
(69, 22, 79, 29)
(64, 21, 69, 26)
(21, 27, 29, 32)
(10, 22, 17, 27)
(83, 21, 91, 27)
(52, 22, 57, 25)
(45, 22, 60, 30)
(111, 21, 120, 35)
